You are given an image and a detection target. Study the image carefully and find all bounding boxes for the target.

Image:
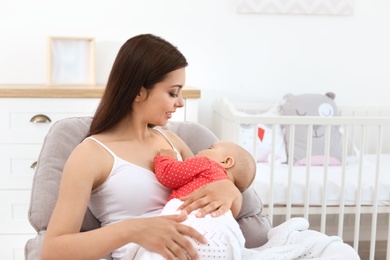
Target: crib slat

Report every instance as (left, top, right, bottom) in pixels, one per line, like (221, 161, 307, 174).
(337, 124, 349, 239)
(354, 125, 367, 251)
(268, 125, 276, 226)
(251, 125, 257, 158)
(368, 125, 383, 260)
(304, 125, 313, 220)
(286, 125, 295, 220)
(320, 125, 331, 233)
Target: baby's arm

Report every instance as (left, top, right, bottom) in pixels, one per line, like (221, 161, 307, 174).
(154, 152, 199, 189)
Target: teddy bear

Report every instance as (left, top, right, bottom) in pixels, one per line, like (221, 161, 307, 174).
(280, 92, 343, 166)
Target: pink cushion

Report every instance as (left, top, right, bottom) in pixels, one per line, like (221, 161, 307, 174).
(294, 156, 342, 166)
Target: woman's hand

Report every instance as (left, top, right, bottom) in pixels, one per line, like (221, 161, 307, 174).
(133, 211, 207, 260)
(178, 179, 241, 218)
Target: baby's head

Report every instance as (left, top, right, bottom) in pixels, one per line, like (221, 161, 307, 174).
(197, 141, 256, 192)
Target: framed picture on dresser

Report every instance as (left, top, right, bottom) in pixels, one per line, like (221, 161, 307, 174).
(47, 36, 96, 85)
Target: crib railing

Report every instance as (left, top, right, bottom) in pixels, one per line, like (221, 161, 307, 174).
(265, 121, 390, 260)
(213, 97, 390, 260)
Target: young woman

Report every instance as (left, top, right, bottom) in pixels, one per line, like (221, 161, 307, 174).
(42, 34, 243, 260)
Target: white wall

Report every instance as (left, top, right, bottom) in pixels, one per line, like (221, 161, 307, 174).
(0, 0, 389, 130)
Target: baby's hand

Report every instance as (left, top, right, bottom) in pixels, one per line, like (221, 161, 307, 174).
(159, 148, 178, 160)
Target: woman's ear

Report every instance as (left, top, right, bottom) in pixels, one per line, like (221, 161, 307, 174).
(135, 87, 147, 102)
(221, 156, 234, 169)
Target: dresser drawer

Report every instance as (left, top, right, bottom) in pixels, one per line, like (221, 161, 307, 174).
(0, 98, 99, 143)
(0, 144, 41, 189)
(0, 234, 35, 260)
(0, 190, 36, 234)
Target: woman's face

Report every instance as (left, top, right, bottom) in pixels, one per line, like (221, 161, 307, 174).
(142, 68, 186, 126)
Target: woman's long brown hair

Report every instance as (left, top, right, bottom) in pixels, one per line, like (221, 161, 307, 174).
(87, 34, 188, 137)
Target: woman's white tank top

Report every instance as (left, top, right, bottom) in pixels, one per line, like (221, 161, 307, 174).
(87, 129, 181, 227)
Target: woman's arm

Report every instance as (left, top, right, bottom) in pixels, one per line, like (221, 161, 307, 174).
(230, 192, 243, 218)
(42, 141, 123, 259)
(179, 179, 242, 218)
(42, 141, 206, 260)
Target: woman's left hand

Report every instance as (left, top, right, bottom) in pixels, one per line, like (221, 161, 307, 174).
(178, 179, 241, 218)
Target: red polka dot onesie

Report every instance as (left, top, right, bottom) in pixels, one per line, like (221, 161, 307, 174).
(154, 155, 228, 201)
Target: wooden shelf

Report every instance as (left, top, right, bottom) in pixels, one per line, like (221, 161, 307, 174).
(0, 85, 201, 99)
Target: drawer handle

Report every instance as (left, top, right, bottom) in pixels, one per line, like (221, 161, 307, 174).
(31, 161, 38, 169)
(30, 114, 52, 123)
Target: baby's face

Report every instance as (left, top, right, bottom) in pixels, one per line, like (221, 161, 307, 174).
(197, 142, 228, 163)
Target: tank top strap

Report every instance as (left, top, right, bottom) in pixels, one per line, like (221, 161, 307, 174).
(154, 128, 183, 161)
(154, 128, 175, 149)
(85, 136, 117, 158)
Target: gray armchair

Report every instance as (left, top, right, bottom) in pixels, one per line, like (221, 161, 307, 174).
(25, 117, 271, 259)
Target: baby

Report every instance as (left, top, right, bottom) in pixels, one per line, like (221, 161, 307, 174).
(155, 140, 257, 218)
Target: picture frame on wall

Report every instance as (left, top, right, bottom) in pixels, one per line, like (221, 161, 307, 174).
(47, 36, 95, 85)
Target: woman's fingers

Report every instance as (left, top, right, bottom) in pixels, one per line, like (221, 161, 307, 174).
(176, 222, 208, 245)
(165, 240, 190, 260)
(166, 236, 195, 260)
(167, 213, 207, 244)
(194, 201, 221, 218)
(180, 196, 226, 218)
(158, 214, 207, 259)
(178, 195, 207, 214)
(197, 202, 229, 218)
(179, 180, 239, 217)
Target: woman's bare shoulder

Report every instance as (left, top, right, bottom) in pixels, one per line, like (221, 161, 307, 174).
(158, 129, 180, 141)
(71, 137, 106, 158)
(156, 129, 183, 147)
(64, 137, 114, 187)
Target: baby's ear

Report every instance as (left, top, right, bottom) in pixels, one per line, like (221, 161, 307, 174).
(221, 156, 235, 169)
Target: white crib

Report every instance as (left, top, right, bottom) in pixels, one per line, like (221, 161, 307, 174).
(213, 97, 390, 260)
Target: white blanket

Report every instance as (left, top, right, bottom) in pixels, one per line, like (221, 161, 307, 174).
(121, 200, 359, 260)
(242, 218, 359, 259)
